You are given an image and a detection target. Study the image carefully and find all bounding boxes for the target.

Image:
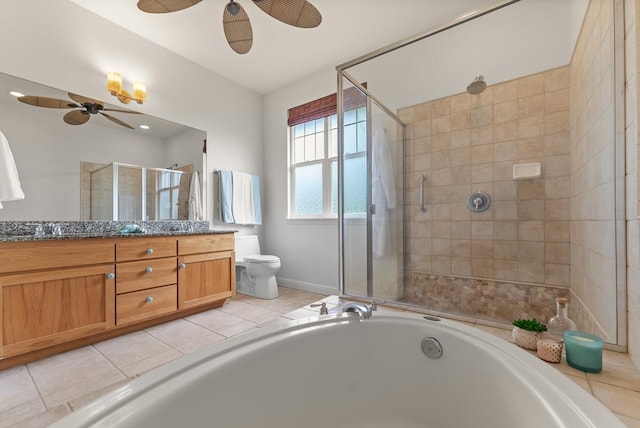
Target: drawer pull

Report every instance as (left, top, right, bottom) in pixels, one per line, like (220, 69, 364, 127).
(179, 263, 186, 269)
(145, 296, 154, 303)
(106, 273, 115, 279)
(146, 248, 154, 255)
(145, 267, 153, 273)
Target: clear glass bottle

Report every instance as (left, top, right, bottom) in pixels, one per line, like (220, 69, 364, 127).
(548, 297, 577, 339)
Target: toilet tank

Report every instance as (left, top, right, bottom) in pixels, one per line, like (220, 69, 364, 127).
(235, 235, 261, 261)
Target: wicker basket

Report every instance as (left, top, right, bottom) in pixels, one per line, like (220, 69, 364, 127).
(537, 337, 563, 363)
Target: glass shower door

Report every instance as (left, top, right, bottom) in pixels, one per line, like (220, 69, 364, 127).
(339, 74, 405, 301)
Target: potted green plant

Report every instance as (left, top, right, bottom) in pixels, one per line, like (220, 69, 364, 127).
(512, 318, 547, 350)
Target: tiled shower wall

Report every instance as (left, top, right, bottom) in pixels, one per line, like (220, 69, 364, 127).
(569, 0, 618, 341)
(399, 67, 572, 324)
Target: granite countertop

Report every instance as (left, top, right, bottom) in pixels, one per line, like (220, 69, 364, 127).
(0, 230, 234, 243)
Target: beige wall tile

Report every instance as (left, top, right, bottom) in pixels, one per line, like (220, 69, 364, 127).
(545, 198, 570, 220)
(493, 200, 518, 220)
(544, 67, 570, 91)
(518, 116, 545, 138)
(517, 137, 545, 159)
(545, 132, 570, 155)
(471, 144, 494, 164)
(545, 110, 570, 134)
(451, 166, 471, 184)
(493, 80, 518, 103)
(432, 133, 452, 152)
(450, 93, 471, 113)
(518, 200, 545, 220)
(518, 220, 545, 241)
(518, 73, 545, 98)
(470, 106, 493, 127)
(518, 94, 545, 118)
(545, 154, 570, 177)
(545, 177, 570, 199)
(495, 240, 518, 260)
(494, 260, 519, 281)
(471, 164, 494, 183)
(494, 120, 518, 142)
(471, 221, 493, 240)
(546, 242, 571, 264)
(432, 150, 451, 169)
(432, 98, 451, 117)
(431, 255, 451, 273)
(451, 147, 471, 167)
(518, 261, 545, 283)
(494, 100, 519, 123)
(451, 129, 471, 148)
(545, 88, 570, 113)
(414, 119, 431, 138)
(591, 382, 640, 420)
(451, 110, 471, 130)
(432, 238, 451, 256)
(415, 154, 431, 171)
(494, 221, 517, 240)
(545, 263, 570, 286)
(545, 221, 570, 242)
(431, 221, 451, 239)
(414, 136, 432, 155)
(432, 116, 451, 134)
(494, 141, 518, 162)
(413, 102, 432, 121)
(431, 168, 450, 186)
(451, 221, 471, 239)
(493, 180, 518, 200)
(517, 180, 545, 200)
(472, 240, 494, 258)
(451, 257, 472, 275)
(451, 239, 471, 257)
(472, 258, 494, 278)
(471, 126, 493, 145)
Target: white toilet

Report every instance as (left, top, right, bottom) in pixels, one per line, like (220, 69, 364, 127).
(234, 235, 281, 299)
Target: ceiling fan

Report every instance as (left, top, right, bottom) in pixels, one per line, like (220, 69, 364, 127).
(17, 93, 142, 130)
(137, 0, 322, 54)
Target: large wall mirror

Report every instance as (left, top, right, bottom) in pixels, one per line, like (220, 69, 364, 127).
(0, 72, 206, 221)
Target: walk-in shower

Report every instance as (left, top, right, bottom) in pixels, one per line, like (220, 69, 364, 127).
(337, 0, 626, 349)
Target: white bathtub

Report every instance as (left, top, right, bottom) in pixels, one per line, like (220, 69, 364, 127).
(52, 312, 624, 427)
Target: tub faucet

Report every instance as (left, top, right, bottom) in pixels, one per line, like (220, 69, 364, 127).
(342, 301, 377, 319)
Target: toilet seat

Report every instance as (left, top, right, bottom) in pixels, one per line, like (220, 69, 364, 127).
(243, 255, 280, 264)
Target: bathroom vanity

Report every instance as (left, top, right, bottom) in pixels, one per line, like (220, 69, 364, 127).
(0, 230, 235, 368)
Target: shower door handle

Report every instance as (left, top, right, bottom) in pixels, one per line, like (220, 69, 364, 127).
(419, 175, 427, 213)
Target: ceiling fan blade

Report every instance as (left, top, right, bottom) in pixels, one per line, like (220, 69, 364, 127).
(223, 1, 253, 54)
(17, 96, 76, 109)
(63, 110, 90, 126)
(252, 0, 321, 28)
(137, 0, 201, 13)
(100, 112, 135, 130)
(68, 93, 104, 107)
(102, 108, 143, 114)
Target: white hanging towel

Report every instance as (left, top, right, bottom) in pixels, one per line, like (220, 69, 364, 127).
(188, 171, 203, 220)
(372, 122, 396, 259)
(231, 171, 255, 224)
(0, 130, 25, 207)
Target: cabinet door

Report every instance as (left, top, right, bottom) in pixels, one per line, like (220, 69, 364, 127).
(1, 265, 115, 357)
(177, 251, 235, 310)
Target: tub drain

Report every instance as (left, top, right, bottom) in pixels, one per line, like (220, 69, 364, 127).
(421, 337, 443, 359)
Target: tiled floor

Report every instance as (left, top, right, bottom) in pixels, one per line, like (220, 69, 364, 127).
(0, 287, 639, 427)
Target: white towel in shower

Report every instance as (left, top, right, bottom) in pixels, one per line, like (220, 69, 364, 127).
(231, 171, 255, 224)
(372, 121, 396, 259)
(188, 171, 203, 221)
(0, 130, 25, 207)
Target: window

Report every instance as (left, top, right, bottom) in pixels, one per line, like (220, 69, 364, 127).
(288, 107, 367, 218)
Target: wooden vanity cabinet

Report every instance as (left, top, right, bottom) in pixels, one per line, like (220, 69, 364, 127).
(178, 234, 236, 309)
(0, 240, 116, 358)
(0, 232, 235, 366)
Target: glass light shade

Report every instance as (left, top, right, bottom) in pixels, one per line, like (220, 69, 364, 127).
(107, 72, 122, 94)
(133, 81, 147, 103)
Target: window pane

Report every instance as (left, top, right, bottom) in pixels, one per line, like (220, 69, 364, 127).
(294, 124, 305, 138)
(294, 137, 305, 163)
(159, 190, 170, 219)
(304, 135, 316, 162)
(356, 106, 367, 122)
(172, 188, 179, 219)
(344, 123, 357, 154)
(315, 118, 324, 132)
(344, 109, 356, 125)
(304, 120, 315, 135)
(315, 132, 325, 159)
(356, 121, 367, 152)
(331, 161, 337, 214)
(329, 128, 337, 158)
(343, 155, 367, 214)
(329, 114, 337, 130)
(294, 164, 323, 216)
(159, 172, 170, 188)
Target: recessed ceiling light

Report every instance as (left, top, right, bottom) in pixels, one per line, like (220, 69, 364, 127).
(139, 124, 150, 130)
(9, 91, 24, 97)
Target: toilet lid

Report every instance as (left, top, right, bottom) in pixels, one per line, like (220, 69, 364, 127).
(243, 255, 280, 263)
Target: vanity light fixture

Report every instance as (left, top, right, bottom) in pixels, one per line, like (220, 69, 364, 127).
(107, 72, 146, 104)
(9, 91, 25, 97)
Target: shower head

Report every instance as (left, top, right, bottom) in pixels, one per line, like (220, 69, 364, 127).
(467, 75, 487, 95)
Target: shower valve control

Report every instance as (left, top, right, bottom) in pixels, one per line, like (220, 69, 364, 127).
(466, 191, 491, 213)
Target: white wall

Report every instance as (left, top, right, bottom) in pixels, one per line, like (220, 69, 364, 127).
(263, 68, 340, 294)
(0, 0, 263, 233)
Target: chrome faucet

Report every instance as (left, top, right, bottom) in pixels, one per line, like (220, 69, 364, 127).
(342, 301, 377, 319)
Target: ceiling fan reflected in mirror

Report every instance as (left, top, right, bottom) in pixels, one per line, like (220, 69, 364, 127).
(136, 0, 322, 54)
(17, 93, 142, 130)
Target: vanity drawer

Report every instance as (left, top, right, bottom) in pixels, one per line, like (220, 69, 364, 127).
(0, 240, 115, 274)
(116, 257, 177, 294)
(178, 234, 234, 255)
(116, 237, 177, 262)
(116, 284, 177, 326)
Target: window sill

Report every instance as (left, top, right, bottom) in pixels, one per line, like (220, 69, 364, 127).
(286, 217, 337, 225)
